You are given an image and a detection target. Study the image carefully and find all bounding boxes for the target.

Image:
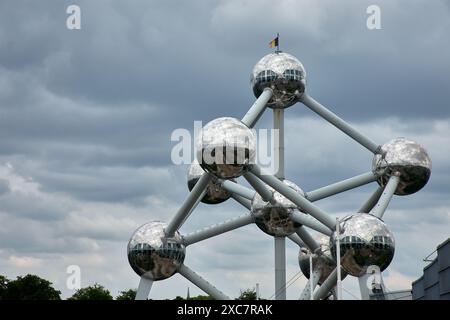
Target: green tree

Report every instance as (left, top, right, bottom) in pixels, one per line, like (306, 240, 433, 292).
(68, 283, 113, 300)
(3, 274, 61, 300)
(116, 289, 137, 300)
(236, 288, 257, 300)
(0, 275, 9, 300)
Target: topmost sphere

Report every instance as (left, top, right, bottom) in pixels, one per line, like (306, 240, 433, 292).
(251, 52, 306, 109)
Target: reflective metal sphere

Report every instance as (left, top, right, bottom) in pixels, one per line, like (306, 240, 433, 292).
(372, 138, 432, 195)
(187, 161, 231, 204)
(127, 221, 185, 281)
(298, 234, 338, 284)
(251, 52, 306, 109)
(330, 213, 395, 277)
(251, 180, 303, 237)
(196, 117, 256, 179)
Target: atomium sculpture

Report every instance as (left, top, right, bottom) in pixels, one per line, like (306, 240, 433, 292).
(127, 49, 432, 300)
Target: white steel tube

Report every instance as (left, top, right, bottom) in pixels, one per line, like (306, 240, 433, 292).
(182, 214, 254, 246)
(241, 88, 273, 128)
(299, 94, 380, 154)
(165, 172, 212, 237)
(178, 264, 231, 300)
(371, 174, 400, 219)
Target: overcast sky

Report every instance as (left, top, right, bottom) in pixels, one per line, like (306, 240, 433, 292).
(0, 0, 449, 300)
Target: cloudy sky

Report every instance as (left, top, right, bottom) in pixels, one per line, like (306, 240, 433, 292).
(0, 0, 449, 299)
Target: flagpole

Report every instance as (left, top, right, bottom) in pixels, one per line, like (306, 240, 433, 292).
(277, 32, 280, 53)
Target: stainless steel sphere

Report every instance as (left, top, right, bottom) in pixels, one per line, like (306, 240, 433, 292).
(298, 234, 338, 284)
(372, 138, 431, 195)
(127, 221, 185, 281)
(187, 161, 231, 204)
(196, 117, 256, 179)
(330, 213, 395, 277)
(251, 52, 306, 109)
(251, 180, 303, 237)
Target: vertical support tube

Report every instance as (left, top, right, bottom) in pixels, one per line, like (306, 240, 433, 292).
(371, 174, 400, 219)
(310, 255, 314, 300)
(135, 277, 153, 300)
(336, 217, 342, 300)
(273, 108, 285, 180)
(273, 107, 286, 301)
(274, 236, 286, 300)
(165, 172, 212, 237)
(178, 264, 230, 300)
(299, 94, 380, 154)
(241, 88, 273, 128)
(256, 283, 260, 300)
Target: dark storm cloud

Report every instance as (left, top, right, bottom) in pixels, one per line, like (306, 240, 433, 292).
(0, 179, 10, 195)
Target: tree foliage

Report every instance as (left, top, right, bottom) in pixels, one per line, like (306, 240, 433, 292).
(1, 274, 61, 300)
(68, 283, 113, 300)
(116, 289, 137, 300)
(236, 288, 257, 300)
(0, 275, 9, 300)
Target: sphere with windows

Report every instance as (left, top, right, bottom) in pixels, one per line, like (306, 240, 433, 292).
(372, 137, 432, 196)
(329, 213, 395, 277)
(251, 52, 306, 108)
(251, 180, 303, 237)
(127, 221, 185, 280)
(298, 234, 340, 284)
(196, 117, 256, 179)
(187, 160, 232, 204)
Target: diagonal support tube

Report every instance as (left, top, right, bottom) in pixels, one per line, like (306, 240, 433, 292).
(291, 211, 333, 236)
(296, 226, 320, 252)
(249, 165, 336, 230)
(241, 88, 273, 128)
(243, 172, 274, 203)
(231, 194, 252, 210)
(220, 180, 256, 200)
(135, 277, 153, 300)
(299, 94, 380, 154)
(178, 264, 231, 300)
(371, 174, 400, 219)
(182, 214, 254, 246)
(358, 185, 385, 213)
(165, 172, 213, 237)
(313, 268, 338, 300)
(287, 233, 305, 247)
(300, 269, 322, 300)
(305, 171, 379, 202)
